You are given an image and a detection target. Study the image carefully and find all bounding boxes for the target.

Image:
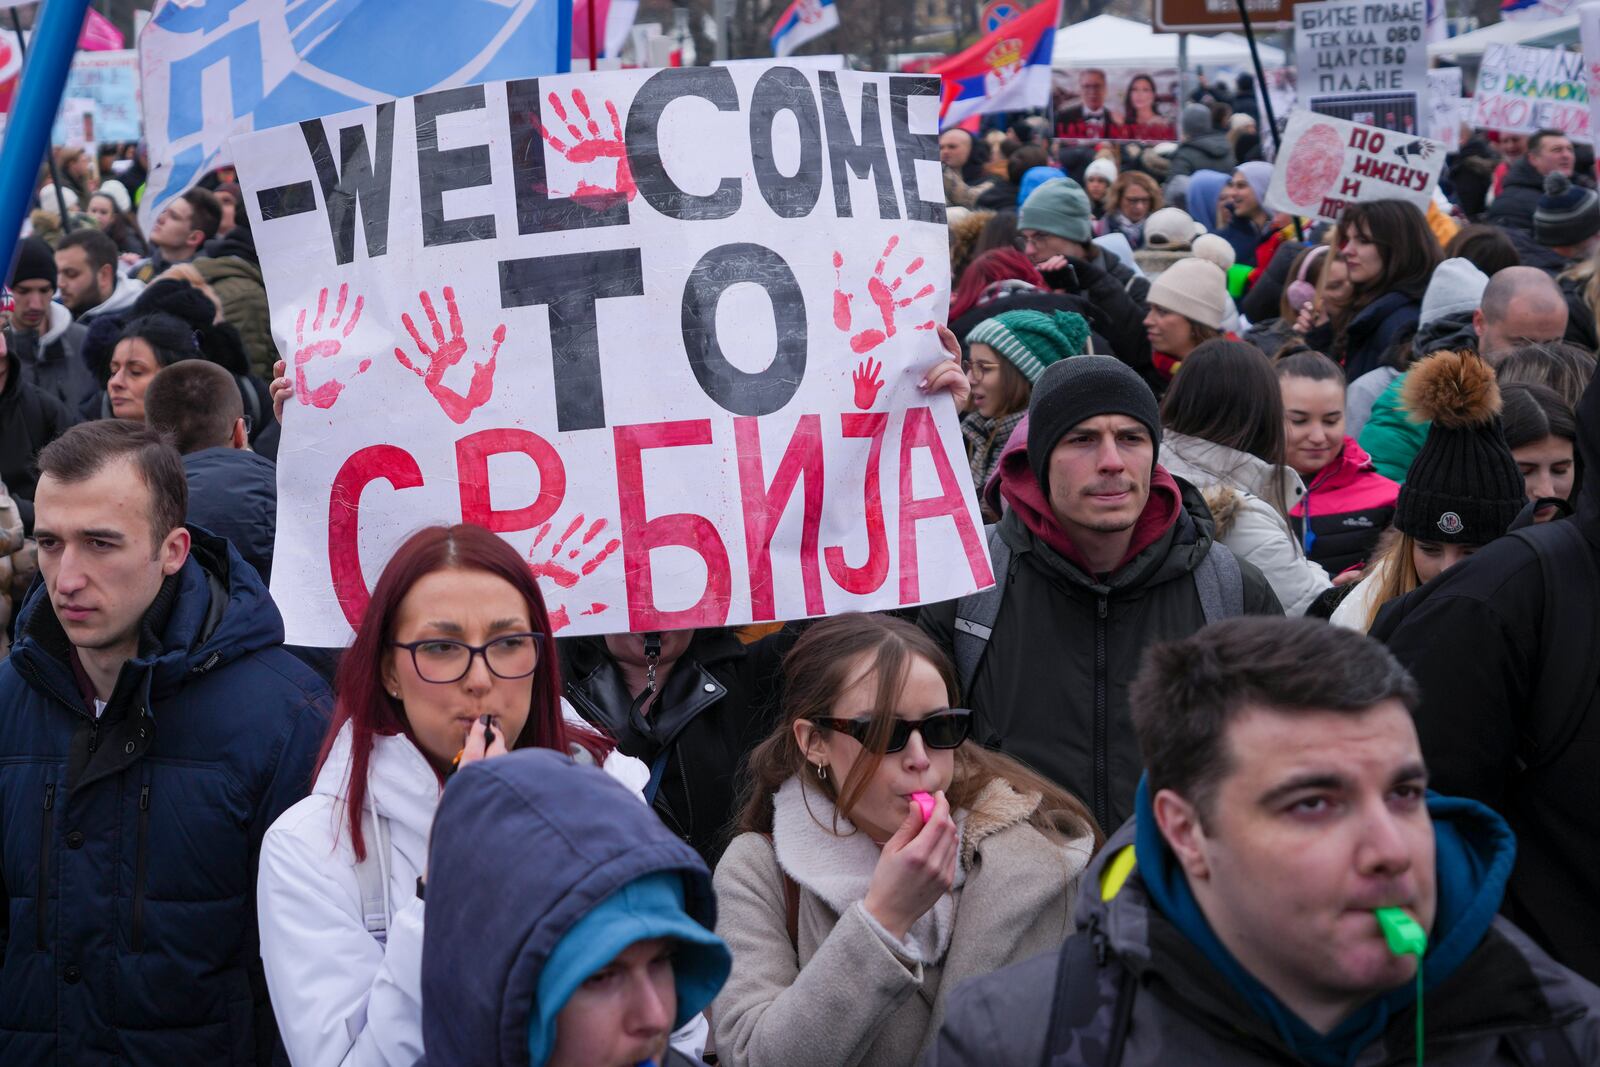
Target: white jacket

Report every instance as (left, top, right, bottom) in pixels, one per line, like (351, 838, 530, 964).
(1161, 432, 1332, 616)
(258, 711, 656, 1067)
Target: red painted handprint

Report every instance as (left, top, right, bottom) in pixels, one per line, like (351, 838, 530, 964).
(832, 237, 937, 355)
(292, 284, 368, 409)
(852, 357, 885, 409)
(527, 513, 622, 632)
(393, 287, 505, 424)
(537, 89, 636, 205)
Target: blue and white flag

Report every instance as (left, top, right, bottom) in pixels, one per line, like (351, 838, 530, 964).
(138, 0, 571, 227)
(769, 0, 839, 59)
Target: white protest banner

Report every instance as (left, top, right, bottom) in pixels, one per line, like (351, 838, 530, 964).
(1265, 109, 1443, 223)
(233, 65, 994, 647)
(1295, 0, 1428, 133)
(1582, 3, 1600, 145)
(1471, 43, 1591, 142)
(1427, 66, 1463, 149)
(52, 50, 140, 144)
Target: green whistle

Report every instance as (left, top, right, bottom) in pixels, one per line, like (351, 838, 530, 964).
(1375, 906, 1427, 957)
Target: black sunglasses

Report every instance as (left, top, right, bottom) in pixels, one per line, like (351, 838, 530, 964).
(811, 709, 973, 753)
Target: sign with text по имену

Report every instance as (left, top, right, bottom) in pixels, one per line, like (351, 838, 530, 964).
(1265, 108, 1443, 223)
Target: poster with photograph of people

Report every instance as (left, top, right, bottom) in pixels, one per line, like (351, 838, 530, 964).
(1052, 66, 1180, 143)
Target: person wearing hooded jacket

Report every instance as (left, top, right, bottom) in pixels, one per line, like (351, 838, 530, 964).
(1167, 103, 1235, 180)
(1486, 130, 1576, 233)
(421, 749, 732, 1067)
(1370, 349, 1600, 987)
(925, 616, 1600, 1066)
(6, 237, 95, 411)
(921, 355, 1281, 835)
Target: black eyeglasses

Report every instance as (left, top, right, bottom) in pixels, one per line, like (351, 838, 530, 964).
(811, 709, 973, 752)
(390, 632, 545, 684)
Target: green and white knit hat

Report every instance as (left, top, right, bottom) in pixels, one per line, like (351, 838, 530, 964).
(965, 309, 1091, 384)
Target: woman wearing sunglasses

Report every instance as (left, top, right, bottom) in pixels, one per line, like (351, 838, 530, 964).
(256, 523, 642, 1067)
(712, 613, 1100, 1067)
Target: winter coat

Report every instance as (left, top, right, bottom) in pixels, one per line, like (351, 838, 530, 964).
(1307, 290, 1422, 381)
(259, 719, 655, 1067)
(1370, 365, 1600, 985)
(1358, 370, 1428, 483)
(1346, 366, 1401, 441)
(183, 446, 277, 584)
(196, 232, 275, 380)
(0, 530, 332, 1066)
(1485, 156, 1545, 232)
(1097, 245, 1152, 307)
(8, 303, 94, 411)
(1242, 316, 1297, 359)
(921, 429, 1281, 832)
(1160, 431, 1332, 615)
(77, 272, 145, 327)
(925, 793, 1600, 1066)
(421, 749, 718, 1067)
(1506, 224, 1574, 276)
(1288, 438, 1399, 575)
(1558, 272, 1599, 352)
(0, 348, 75, 531)
(1167, 132, 1235, 179)
(559, 627, 794, 867)
(1216, 214, 1272, 269)
(713, 778, 1094, 1067)
(962, 410, 1024, 520)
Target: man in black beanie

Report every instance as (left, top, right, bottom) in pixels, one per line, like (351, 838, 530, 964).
(5, 236, 93, 411)
(923, 356, 1280, 833)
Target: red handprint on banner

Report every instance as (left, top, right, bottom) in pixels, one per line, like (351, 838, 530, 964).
(292, 283, 368, 409)
(528, 512, 623, 632)
(832, 237, 937, 354)
(852, 357, 885, 409)
(393, 287, 504, 424)
(537, 89, 636, 206)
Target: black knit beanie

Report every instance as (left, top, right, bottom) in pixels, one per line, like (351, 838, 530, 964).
(1026, 355, 1162, 493)
(9, 236, 56, 288)
(1395, 350, 1525, 544)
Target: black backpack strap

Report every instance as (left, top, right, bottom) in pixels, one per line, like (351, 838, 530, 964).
(1041, 924, 1133, 1067)
(953, 526, 1009, 698)
(1194, 541, 1245, 624)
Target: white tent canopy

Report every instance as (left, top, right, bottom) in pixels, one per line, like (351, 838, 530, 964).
(1053, 14, 1285, 69)
(1428, 12, 1580, 58)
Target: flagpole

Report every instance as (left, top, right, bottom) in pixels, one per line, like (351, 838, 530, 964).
(1232, 0, 1302, 240)
(9, 6, 75, 230)
(0, 0, 91, 279)
(587, 0, 599, 69)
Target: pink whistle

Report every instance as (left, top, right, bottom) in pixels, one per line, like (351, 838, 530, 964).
(911, 791, 936, 822)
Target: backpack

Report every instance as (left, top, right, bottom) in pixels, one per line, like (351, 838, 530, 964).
(953, 525, 1244, 698)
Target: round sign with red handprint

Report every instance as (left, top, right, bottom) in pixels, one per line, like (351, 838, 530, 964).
(1284, 122, 1346, 208)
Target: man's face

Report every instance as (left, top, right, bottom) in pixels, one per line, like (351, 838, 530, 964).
(148, 198, 199, 255)
(33, 457, 187, 655)
(546, 937, 677, 1067)
(1021, 229, 1083, 265)
(11, 279, 54, 333)
(1158, 702, 1435, 1030)
(55, 247, 110, 316)
(1223, 172, 1260, 218)
(1530, 135, 1576, 177)
(1499, 133, 1528, 159)
(1045, 415, 1154, 539)
(1080, 71, 1108, 111)
(1475, 300, 1568, 358)
(939, 130, 973, 169)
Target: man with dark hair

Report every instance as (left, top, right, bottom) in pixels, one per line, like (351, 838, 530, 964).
(136, 187, 221, 281)
(145, 360, 277, 581)
(5, 235, 93, 410)
(1489, 128, 1578, 232)
(921, 356, 1279, 833)
(928, 617, 1600, 1065)
(0, 420, 329, 1065)
(55, 228, 144, 325)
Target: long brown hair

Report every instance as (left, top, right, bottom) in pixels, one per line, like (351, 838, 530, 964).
(1363, 529, 1422, 632)
(1328, 201, 1440, 363)
(734, 613, 1101, 847)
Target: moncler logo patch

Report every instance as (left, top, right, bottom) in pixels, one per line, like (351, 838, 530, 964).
(1436, 512, 1464, 536)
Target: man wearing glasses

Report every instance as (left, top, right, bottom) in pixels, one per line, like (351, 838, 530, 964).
(135, 187, 222, 282)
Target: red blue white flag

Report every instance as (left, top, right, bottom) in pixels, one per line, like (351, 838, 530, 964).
(931, 0, 1060, 127)
(770, 0, 840, 58)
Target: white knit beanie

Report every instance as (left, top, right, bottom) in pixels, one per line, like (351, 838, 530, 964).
(1085, 158, 1118, 185)
(1419, 258, 1489, 328)
(1146, 258, 1228, 330)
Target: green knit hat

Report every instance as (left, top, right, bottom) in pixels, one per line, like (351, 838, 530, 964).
(1019, 179, 1094, 243)
(966, 309, 1091, 383)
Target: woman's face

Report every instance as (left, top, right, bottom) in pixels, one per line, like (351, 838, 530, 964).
(1320, 256, 1354, 312)
(1281, 376, 1345, 476)
(215, 190, 237, 232)
(1085, 175, 1110, 201)
(1131, 79, 1156, 116)
(382, 567, 539, 771)
(965, 341, 1015, 419)
(108, 338, 160, 420)
(1144, 303, 1197, 356)
(1513, 434, 1575, 522)
(1412, 539, 1479, 584)
(1120, 183, 1154, 223)
(1340, 224, 1383, 287)
(795, 652, 957, 844)
(88, 196, 116, 230)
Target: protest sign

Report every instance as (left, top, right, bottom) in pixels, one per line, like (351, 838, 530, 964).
(1427, 65, 1463, 149)
(1265, 109, 1443, 223)
(232, 65, 993, 647)
(52, 50, 139, 144)
(1471, 43, 1591, 142)
(1295, 0, 1429, 134)
(1582, 2, 1600, 145)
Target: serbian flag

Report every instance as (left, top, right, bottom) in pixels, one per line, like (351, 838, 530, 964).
(932, 0, 1060, 127)
(770, 0, 840, 58)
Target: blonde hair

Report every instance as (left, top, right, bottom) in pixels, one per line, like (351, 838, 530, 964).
(1363, 529, 1422, 631)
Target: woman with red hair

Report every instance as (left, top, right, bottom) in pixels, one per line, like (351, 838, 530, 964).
(255, 523, 645, 1067)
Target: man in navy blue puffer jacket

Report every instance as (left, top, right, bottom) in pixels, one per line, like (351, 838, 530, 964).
(0, 420, 330, 1066)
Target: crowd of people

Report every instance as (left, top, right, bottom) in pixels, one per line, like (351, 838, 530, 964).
(2, 83, 1600, 1067)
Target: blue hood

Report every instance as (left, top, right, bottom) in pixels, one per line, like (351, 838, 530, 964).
(421, 748, 717, 1067)
(11, 526, 286, 712)
(1134, 777, 1516, 1067)
(1187, 169, 1229, 231)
